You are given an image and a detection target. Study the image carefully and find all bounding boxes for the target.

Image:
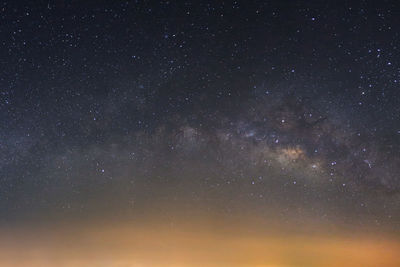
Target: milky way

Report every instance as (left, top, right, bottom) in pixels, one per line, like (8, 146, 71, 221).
(0, 1, 399, 266)
(2, 89, 398, 227)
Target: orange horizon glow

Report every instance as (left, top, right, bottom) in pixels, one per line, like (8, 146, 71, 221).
(1, 218, 399, 267)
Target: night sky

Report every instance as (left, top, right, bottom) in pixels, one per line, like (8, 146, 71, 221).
(1, 1, 400, 266)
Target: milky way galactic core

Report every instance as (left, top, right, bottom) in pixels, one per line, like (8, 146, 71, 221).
(1, 1, 399, 266)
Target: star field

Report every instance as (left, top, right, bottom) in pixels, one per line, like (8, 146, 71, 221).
(0, 1, 399, 266)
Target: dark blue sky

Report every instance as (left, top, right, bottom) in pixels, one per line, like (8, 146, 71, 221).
(0, 1, 399, 229)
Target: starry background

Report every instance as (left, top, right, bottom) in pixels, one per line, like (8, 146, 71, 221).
(1, 0, 400, 250)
